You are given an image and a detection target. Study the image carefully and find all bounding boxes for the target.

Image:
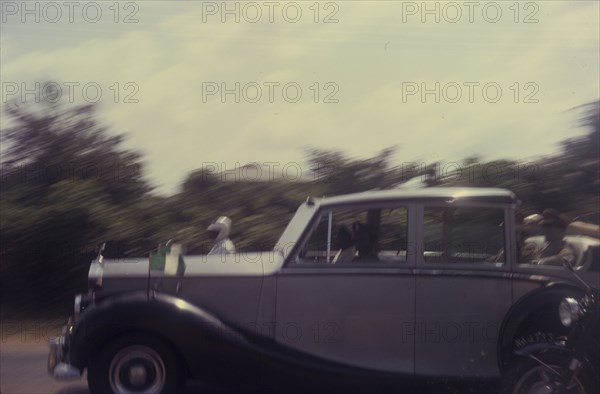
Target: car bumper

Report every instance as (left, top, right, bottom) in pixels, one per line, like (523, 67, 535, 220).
(47, 324, 82, 380)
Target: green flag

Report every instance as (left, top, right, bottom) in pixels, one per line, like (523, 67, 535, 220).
(150, 243, 186, 274)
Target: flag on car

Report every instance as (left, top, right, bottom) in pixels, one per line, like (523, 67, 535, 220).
(150, 242, 186, 275)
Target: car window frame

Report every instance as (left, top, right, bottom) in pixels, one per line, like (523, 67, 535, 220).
(415, 201, 513, 272)
(283, 201, 418, 270)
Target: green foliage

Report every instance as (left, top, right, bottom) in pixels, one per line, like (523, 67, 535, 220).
(306, 146, 397, 194)
(0, 99, 153, 315)
(1, 96, 598, 317)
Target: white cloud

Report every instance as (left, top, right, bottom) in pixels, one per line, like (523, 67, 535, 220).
(1, 1, 598, 194)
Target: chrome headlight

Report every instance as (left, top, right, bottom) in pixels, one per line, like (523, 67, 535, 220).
(74, 293, 94, 319)
(559, 298, 581, 327)
(74, 294, 82, 319)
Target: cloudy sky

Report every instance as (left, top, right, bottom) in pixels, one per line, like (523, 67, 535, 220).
(1, 0, 599, 194)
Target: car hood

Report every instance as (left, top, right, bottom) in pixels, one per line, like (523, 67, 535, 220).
(89, 251, 283, 287)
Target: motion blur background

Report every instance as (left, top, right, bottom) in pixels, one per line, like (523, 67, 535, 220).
(1, 0, 599, 319)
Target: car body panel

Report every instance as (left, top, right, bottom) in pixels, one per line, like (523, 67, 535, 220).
(49, 187, 599, 388)
(275, 269, 416, 372)
(415, 273, 512, 377)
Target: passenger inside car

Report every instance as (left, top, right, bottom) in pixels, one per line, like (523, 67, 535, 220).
(516, 213, 544, 262)
(297, 207, 408, 264)
(352, 221, 379, 261)
(527, 209, 576, 266)
(331, 224, 355, 264)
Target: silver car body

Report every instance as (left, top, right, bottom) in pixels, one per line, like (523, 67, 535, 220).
(50, 187, 600, 382)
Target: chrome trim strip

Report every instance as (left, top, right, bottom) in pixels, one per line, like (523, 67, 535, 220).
(512, 273, 554, 282)
(280, 267, 415, 275)
(281, 266, 567, 283)
(280, 267, 513, 279)
(416, 269, 512, 279)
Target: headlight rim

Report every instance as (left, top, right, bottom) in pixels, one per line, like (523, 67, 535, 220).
(74, 294, 82, 319)
(559, 297, 581, 327)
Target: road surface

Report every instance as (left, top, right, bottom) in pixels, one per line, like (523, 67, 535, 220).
(1, 343, 88, 394)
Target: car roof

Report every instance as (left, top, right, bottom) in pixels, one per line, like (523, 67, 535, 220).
(316, 187, 516, 207)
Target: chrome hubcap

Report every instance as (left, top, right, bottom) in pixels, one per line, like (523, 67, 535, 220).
(513, 364, 585, 394)
(128, 364, 147, 387)
(109, 345, 165, 394)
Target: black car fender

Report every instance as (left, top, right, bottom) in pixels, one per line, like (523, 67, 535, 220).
(498, 283, 584, 373)
(69, 291, 260, 380)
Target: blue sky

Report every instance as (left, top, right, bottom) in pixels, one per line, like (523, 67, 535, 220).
(1, 1, 599, 194)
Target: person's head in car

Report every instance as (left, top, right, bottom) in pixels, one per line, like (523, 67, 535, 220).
(335, 225, 354, 250)
(540, 209, 570, 244)
(522, 213, 543, 238)
(352, 222, 378, 260)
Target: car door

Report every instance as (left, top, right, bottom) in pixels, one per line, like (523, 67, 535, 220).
(275, 203, 416, 373)
(414, 203, 513, 378)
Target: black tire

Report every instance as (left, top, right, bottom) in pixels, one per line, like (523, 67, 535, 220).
(88, 334, 184, 394)
(501, 352, 597, 394)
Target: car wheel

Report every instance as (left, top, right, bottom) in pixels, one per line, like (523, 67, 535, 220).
(88, 334, 184, 394)
(501, 352, 596, 394)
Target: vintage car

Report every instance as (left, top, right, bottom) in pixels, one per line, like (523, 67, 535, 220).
(48, 187, 600, 394)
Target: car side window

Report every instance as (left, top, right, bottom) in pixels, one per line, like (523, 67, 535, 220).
(423, 207, 505, 264)
(296, 206, 408, 264)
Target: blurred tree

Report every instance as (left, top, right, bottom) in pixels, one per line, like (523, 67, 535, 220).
(306, 146, 397, 194)
(0, 97, 153, 315)
(1, 92, 598, 317)
(439, 100, 599, 220)
(1, 97, 149, 203)
(526, 100, 600, 217)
